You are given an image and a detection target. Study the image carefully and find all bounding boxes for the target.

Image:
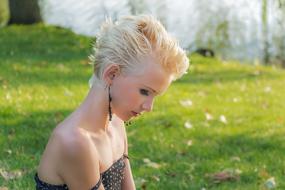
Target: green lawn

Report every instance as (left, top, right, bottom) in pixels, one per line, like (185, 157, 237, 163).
(0, 24, 284, 190)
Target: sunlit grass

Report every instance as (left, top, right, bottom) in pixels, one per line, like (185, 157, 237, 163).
(0, 24, 285, 190)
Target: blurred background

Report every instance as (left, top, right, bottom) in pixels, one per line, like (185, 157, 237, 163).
(1, 0, 285, 66)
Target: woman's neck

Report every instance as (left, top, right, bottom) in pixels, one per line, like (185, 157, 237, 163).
(75, 80, 111, 133)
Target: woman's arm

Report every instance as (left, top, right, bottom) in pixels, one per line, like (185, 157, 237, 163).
(121, 158, 136, 190)
(121, 126, 136, 190)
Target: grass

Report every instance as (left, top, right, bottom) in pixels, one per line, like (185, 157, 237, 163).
(0, 24, 285, 190)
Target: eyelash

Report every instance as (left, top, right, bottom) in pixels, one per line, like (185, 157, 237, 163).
(140, 89, 149, 96)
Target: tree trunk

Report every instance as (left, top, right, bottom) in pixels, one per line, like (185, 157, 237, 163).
(8, 0, 41, 24)
(262, 0, 270, 65)
(0, 0, 10, 27)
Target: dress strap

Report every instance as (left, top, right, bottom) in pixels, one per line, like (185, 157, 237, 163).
(123, 154, 129, 160)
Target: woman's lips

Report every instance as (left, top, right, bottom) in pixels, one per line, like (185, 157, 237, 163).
(131, 111, 139, 117)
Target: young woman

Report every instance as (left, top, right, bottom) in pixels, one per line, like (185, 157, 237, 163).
(35, 15, 189, 190)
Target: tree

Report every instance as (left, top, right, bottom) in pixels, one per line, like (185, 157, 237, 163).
(261, 0, 270, 65)
(0, 0, 10, 27)
(8, 0, 41, 24)
(193, 0, 231, 58)
(275, 0, 285, 67)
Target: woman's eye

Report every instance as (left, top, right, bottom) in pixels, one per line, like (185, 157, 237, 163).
(140, 89, 149, 96)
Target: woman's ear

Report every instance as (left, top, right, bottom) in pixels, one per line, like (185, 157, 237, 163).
(102, 64, 121, 85)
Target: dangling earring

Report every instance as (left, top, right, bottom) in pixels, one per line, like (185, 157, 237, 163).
(108, 85, 112, 121)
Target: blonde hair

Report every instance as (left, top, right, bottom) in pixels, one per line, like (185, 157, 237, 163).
(89, 15, 189, 84)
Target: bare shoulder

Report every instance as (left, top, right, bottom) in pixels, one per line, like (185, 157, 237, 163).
(52, 126, 100, 169)
(53, 126, 94, 157)
(52, 126, 102, 189)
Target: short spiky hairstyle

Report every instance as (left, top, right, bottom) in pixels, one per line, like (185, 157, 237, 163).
(89, 15, 189, 82)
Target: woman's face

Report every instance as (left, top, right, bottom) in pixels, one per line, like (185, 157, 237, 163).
(110, 60, 172, 121)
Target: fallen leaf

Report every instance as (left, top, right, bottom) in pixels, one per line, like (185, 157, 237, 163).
(180, 99, 193, 107)
(186, 140, 193, 146)
(4, 149, 12, 155)
(219, 115, 227, 124)
(205, 112, 213, 121)
(0, 187, 9, 190)
(143, 158, 161, 169)
(264, 177, 276, 189)
(147, 162, 161, 169)
(184, 121, 193, 129)
(0, 169, 23, 181)
(207, 168, 241, 184)
(143, 158, 151, 163)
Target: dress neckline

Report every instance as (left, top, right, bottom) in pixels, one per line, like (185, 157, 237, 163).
(35, 154, 127, 188)
(100, 154, 126, 175)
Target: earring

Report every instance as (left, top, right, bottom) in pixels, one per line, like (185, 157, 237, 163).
(108, 85, 112, 121)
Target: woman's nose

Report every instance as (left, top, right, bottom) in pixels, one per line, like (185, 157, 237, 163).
(142, 98, 154, 112)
